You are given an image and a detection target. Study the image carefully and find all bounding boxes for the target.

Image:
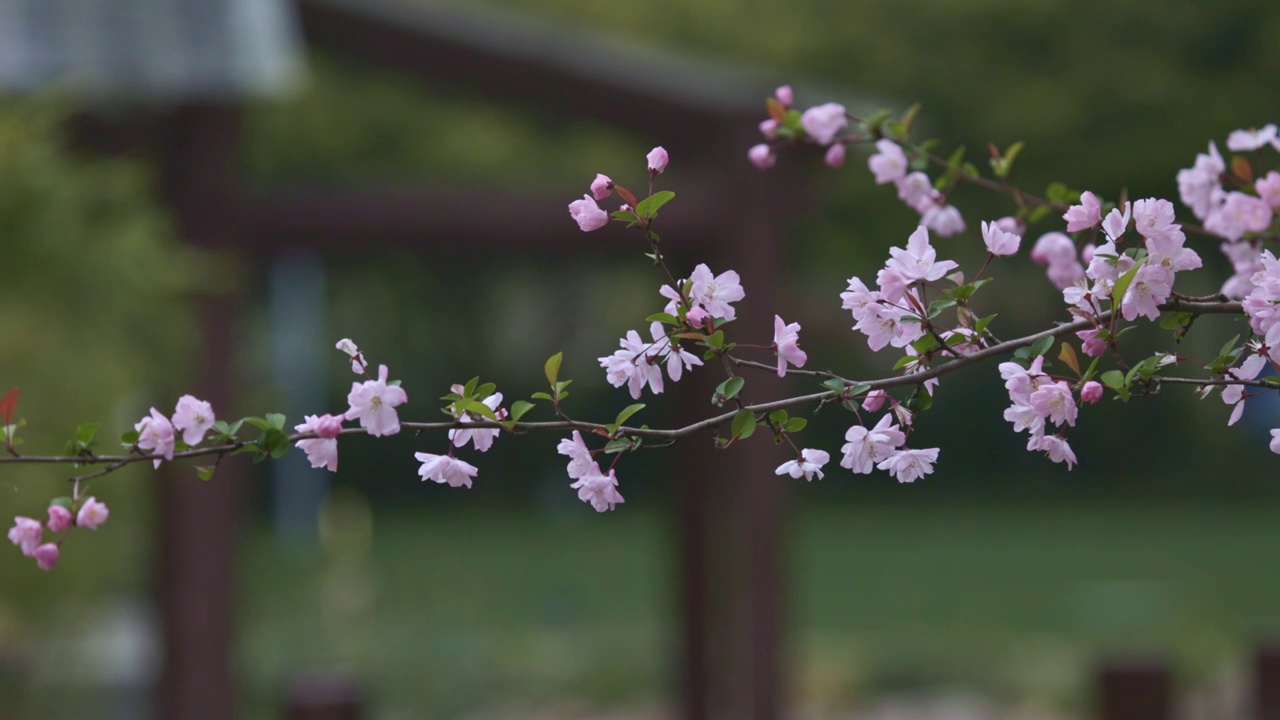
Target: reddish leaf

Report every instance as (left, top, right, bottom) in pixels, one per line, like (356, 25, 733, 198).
(765, 97, 786, 123)
(614, 184, 639, 209)
(1231, 155, 1253, 183)
(0, 387, 18, 426)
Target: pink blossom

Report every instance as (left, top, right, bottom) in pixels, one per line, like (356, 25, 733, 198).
(1101, 202, 1131, 242)
(876, 448, 939, 483)
(1256, 172, 1280, 209)
(8, 517, 42, 556)
(76, 497, 109, 530)
(1132, 198, 1178, 242)
(1146, 229, 1202, 276)
(135, 407, 175, 469)
(874, 265, 911, 304)
(568, 194, 609, 232)
(886, 226, 959, 283)
(1081, 243, 1097, 264)
(1027, 433, 1077, 469)
(335, 338, 367, 374)
(1177, 142, 1225, 221)
(689, 264, 745, 321)
(450, 392, 505, 452)
(995, 216, 1025, 235)
(345, 364, 408, 437)
(1222, 353, 1266, 426)
(557, 430, 597, 480)
(799, 102, 847, 145)
(1077, 328, 1107, 358)
(1030, 232, 1076, 266)
(599, 329, 664, 399)
(772, 315, 807, 377)
(840, 414, 905, 474)
(647, 147, 669, 174)
(294, 414, 343, 472)
(33, 543, 59, 571)
(172, 395, 216, 446)
(1227, 124, 1278, 152)
(921, 203, 966, 237)
(46, 505, 72, 533)
(655, 322, 703, 382)
(854, 301, 924, 351)
(758, 119, 780, 138)
(774, 85, 793, 106)
(1063, 191, 1102, 232)
(1270, 429, 1280, 455)
(895, 172, 936, 212)
(867, 139, 907, 184)
(1080, 381, 1103, 404)
(590, 174, 613, 200)
(748, 144, 776, 170)
(862, 389, 887, 412)
(1205, 192, 1273, 241)
(824, 143, 847, 168)
(415, 452, 479, 488)
(840, 277, 881, 324)
(981, 220, 1021, 256)
(1030, 381, 1078, 427)
(1120, 264, 1174, 321)
(571, 468, 625, 512)
(775, 448, 829, 481)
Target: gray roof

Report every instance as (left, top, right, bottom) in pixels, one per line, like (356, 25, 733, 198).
(0, 0, 306, 100)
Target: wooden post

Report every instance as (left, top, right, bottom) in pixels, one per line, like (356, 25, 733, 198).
(1255, 643, 1280, 720)
(284, 675, 364, 720)
(155, 103, 243, 720)
(1097, 659, 1173, 720)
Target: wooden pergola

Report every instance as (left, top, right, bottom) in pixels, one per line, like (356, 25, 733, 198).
(58, 0, 819, 717)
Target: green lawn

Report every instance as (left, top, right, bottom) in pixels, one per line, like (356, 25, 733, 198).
(236, 501, 1280, 718)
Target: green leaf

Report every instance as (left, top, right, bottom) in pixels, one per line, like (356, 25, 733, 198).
(531, 392, 553, 401)
(1220, 334, 1240, 358)
(243, 417, 273, 431)
(821, 378, 845, 393)
(603, 438, 633, 454)
(195, 466, 216, 482)
(1029, 335, 1054, 357)
(767, 410, 788, 425)
(120, 429, 140, 446)
(1110, 257, 1147, 309)
(713, 377, 745, 406)
(783, 417, 808, 433)
(614, 403, 646, 427)
(635, 191, 676, 219)
(463, 376, 480, 398)
(50, 496, 74, 510)
(1027, 206, 1051, 224)
(474, 382, 497, 400)
(263, 429, 291, 459)
(646, 312, 679, 325)
(974, 314, 998, 335)
(893, 355, 918, 370)
(731, 408, 757, 441)
(265, 413, 287, 431)
(703, 330, 725, 349)
(75, 423, 100, 445)
(509, 400, 535, 423)
(904, 387, 933, 412)
(912, 334, 939, 354)
(460, 399, 498, 421)
(1159, 311, 1194, 330)
(847, 383, 871, 398)
(555, 380, 573, 394)
(1101, 370, 1126, 390)
(611, 210, 638, 223)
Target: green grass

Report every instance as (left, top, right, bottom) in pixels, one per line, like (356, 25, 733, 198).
(236, 500, 1280, 718)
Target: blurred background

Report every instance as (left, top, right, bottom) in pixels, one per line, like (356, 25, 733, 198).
(2, 1, 1280, 719)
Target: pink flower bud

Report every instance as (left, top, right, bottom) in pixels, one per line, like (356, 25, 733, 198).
(686, 306, 710, 328)
(647, 147, 669, 174)
(775, 85, 793, 106)
(1081, 243, 1097, 264)
(758, 118, 779, 138)
(34, 543, 59, 571)
(748, 144, 776, 170)
(313, 414, 344, 440)
(861, 389, 887, 412)
(620, 204, 632, 212)
(568, 195, 609, 232)
(824, 143, 847, 168)
(590, 173, 613, 200)
(995, 216, 1025, 236)
(1080, 381, 1104, 404)
(76, 497, 109, 531)
(47, 505, 72, 533)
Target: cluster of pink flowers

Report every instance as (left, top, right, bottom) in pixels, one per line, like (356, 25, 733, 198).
(133, 394, 217, 468)
(867, 140, 966, 237)
(1056, 195, 1201, 323)
(8, 497, 109, 571)
(416, 385, 505, 490)
(996, 356, 1080, 469)
(599, 321, 704, 400)
(838, 413, 940, 483)
(567, 147, 668, 232)
(840, 226, 956, 353)
(557, 430, 624, 512)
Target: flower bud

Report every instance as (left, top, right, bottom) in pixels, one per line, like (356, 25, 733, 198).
(47, 505, 72, 533)
(1080, 381, 1104, 404)
(774, 85, 793, 107)
(748, 144, 776, 170)
(861, 389, 887, 412)
(647, 147, 669, 174)
(590, 173, 613, 200)
(824, 143, 847, 168)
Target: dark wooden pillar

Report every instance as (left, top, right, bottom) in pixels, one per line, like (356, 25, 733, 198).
(155, 103, 243, 720)
(1256, 642, 1280, 720)
(1097, 659, 1172, 720)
